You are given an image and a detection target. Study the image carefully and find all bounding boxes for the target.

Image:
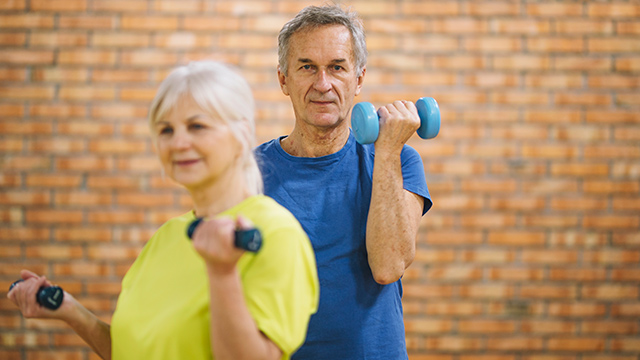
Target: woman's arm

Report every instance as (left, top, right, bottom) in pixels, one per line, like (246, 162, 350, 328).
(7, 270, 112, 360)
(191, 216, 282, 360)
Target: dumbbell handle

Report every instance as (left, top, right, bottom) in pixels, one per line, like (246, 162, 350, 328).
(351, 97, 441, 144)
(9, 280, 64, 310)
(187, 218, 262, 253)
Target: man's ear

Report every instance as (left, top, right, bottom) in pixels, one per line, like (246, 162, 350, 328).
(277, 66, 289, 96)
(355, 66, 366, 96)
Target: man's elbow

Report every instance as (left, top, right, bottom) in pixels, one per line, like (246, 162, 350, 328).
(371, 266, 404, 285)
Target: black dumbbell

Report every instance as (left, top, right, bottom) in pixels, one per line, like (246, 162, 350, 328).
(187, 218, 262, 253)
(8, 280, 64, 310)
(351, 97, 441, 144)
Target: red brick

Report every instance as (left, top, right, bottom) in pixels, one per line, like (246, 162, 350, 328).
(526, 3, 582, 17)
(182, 16, 241, 31)
(588, 4, 640, 18)
(589, 38, 640, 53)
(433, 18, 488, 34)
(426, 266, 483, 281)
(0, 86, 54, 100)
(87, 175, 140, 190)
(29, 104, 86, 118)
(0, 227, 50, 242)
(522, 144, 579, 159)
(582, 285, 638, 300)
(548, 338, 605, 351)
(120, 51, 179, 67)
(92, 32, 150, 48)
(58, 50, 116, 65)
(555, 57, 612, 72)
(88, 139, 147, 154)
(0, 32, 26, 46)
(58, 15, 116, 29)
(405, 319, 453, 334)
(57, 122, 115, 136)
(611, 338, 640, 352)
(521, 285, 577, 299)
(582, 321, 638, 335)
(556, 20, 613, 34)
(92, 0, 148, 12)
(121, 16, 178, 30)
(459, 320, 516, 333)
(460, 284, 514, 299)
(489, 268, 544, 281)
(522, 250, 579, 264)
(87, 211, 145, 225)
(25, 245, 83, 259)
(55, 156, 114, 171)
(153, 0, 207, 13)
(583, 216, 639, 229)
(0, 14, 54, 29)
(30, 32, 88, 47)
(613, 197, 640, 211)
(31, 0, 87, 12)
(59, 86, 115, 101)
(493, 55, 551, 71)
(31, 68, 88, 82)
(425, 336, 483, 351)
(494, 19, 551, 34)
(0, 0, 26, 10)
(28, 139, 85, 153)
(521, 320, 576, 334)
(87, 246, 140, 261)
(0, 191, 50, 206)
(550, 197, 607, 211)
(486, 337, 544, 351)
(215, 0, 274, 15)
(611, 304, 640, 317)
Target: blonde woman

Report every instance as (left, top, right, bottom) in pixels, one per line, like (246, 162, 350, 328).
(8, 61, 319, 360)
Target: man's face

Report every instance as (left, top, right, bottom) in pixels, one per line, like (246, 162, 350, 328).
(278, 24, 365, 131)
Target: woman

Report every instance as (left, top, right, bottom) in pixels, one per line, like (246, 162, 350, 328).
(8, 61, 319, 360)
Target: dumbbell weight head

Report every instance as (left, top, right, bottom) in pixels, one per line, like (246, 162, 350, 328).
(9, 280, 64, 310)
(351, 97, 441, 144)
(187, 218, 262, 253)
(416, 97, 440, 140)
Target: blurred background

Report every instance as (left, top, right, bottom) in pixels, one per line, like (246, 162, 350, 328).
(0, 0, 639, 359)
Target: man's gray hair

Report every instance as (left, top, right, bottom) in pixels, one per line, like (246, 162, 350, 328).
(278, 4, 367, 76)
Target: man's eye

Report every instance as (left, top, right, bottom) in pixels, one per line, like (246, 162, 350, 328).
(333, 65, 343, 71)
(302, 64, 312, 70)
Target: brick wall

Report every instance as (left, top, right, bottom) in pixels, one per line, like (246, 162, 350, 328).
(1, 0, 639, 359)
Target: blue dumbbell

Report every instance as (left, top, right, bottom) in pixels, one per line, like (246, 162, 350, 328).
(351, 97, 441, 144)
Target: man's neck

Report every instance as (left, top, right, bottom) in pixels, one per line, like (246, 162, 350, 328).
(280, 124, 350, 158)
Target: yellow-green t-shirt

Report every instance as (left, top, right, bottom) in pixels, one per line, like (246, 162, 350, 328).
(110, 195, 319, 360)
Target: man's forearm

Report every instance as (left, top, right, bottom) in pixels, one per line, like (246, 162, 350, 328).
(366, 151, 423, 285)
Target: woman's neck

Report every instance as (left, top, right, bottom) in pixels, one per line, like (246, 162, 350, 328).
(189, 167, 255, 218)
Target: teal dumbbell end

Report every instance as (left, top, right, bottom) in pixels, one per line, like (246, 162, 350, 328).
(351, 97, 441, 145)
(416, 97, 440, 140)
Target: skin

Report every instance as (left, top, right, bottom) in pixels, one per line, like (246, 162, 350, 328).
(278, 24, 424, 284)
(8, 95, 282, 360)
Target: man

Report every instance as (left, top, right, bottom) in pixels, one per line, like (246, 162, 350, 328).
(255, 5, 432, 359)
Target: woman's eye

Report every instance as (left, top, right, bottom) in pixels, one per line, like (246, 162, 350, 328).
(189, 123, 205, 130)
(159, 127, 173, 135)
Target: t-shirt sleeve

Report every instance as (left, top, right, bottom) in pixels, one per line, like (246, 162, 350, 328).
(400, 144, 433, 215)
(240, 224, 319, 359)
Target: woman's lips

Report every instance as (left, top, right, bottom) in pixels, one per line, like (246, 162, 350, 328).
(174, 159, 200, 166)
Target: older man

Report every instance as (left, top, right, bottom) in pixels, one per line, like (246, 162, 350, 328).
(256, 5, 432, 359)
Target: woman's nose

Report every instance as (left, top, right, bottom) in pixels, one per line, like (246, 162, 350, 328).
(169, 130, 190, 150)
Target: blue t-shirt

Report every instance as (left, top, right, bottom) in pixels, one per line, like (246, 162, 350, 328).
(255, 132, 432, 359)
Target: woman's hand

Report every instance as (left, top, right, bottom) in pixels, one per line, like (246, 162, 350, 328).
(191, 216, 254, 272)
(7, 269, 76, 321)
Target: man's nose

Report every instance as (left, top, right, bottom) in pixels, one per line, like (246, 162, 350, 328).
(312, 70, 332, 92)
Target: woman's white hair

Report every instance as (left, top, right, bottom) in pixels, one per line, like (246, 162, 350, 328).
(148, 61, 263, 194)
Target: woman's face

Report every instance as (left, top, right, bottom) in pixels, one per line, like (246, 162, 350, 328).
(153, 95, 242, 190)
